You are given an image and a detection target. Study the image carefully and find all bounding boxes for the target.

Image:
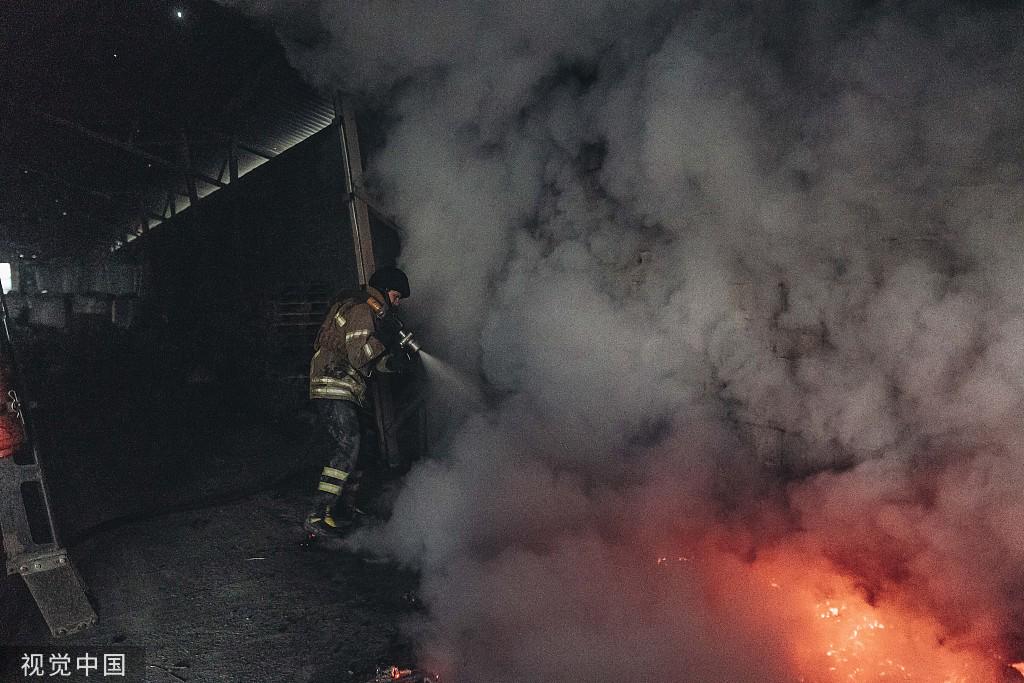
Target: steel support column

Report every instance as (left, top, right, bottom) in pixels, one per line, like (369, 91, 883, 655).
(335, 97, 399, 462)
(180, 130, 201, 210)
(229, 136, 239, 183)
(337, 102, 375, 285)
(138, 195, 149, 235)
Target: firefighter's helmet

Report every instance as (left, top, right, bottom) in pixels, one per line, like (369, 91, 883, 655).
(369, 267, 410, 299)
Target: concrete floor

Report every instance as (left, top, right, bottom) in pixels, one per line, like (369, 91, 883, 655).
(5, 488, 419, 682)
(1, 323, 420, 682)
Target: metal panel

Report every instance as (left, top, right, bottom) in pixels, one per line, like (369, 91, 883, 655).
(21, 556, 97, 637)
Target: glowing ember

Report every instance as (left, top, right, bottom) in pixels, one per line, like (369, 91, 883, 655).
(773, 569, 997, 681)
(366, 666, 438, 683)
(671, 543, 1007, 682)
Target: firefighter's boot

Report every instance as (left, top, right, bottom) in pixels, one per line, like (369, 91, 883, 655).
(302, 504, 353, 548)
(302, 465, 363, 548)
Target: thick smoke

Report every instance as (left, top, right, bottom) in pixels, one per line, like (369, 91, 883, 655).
(231, 1, 1024, 679)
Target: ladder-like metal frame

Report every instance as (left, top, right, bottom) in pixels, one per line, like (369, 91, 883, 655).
(0, 290, 96, 637)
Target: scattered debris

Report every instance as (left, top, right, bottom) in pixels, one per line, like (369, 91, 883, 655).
(364, 665, 439, 682)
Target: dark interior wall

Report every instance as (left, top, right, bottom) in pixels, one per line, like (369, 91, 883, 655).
(2, 123, 403, 546)
(120, 124, 388, 403)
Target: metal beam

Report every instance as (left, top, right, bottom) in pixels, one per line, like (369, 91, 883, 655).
(215, 155, 228, 185)
(29, 106, 170, 167)
(132, 129, 278, 161)
(138, 195, 149, 234)
(335, 95, 400, 463)
(229, 137, 239, 182)
(123, 98, 283, 162)
(236, 141, 277, 161)
(179, 130, 200, 210)
(354, 189, 407, 237)
(337, 100, 375, 285)
(20, 105, 226, 190)
(15, 165, 117, 202)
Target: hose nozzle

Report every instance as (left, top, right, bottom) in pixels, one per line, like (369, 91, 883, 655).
(398, 330, 422, 355)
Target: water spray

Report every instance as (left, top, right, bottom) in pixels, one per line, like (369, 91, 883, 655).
(417, 352, 484, 405)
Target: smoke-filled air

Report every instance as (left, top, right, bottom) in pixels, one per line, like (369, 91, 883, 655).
(229, 1, 1024, 680)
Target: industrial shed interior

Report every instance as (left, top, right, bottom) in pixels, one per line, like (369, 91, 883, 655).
(1, 3, 423, 680)
(5, 1, 1024, 683)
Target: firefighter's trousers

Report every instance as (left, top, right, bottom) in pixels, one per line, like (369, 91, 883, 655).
(310, 399, 361, 516)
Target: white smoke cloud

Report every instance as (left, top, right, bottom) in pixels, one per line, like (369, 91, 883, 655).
(227, 0, 1024, 679)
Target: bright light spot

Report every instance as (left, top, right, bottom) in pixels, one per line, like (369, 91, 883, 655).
(0, 264, 12, 293)
(697, 543, 1005, 682)
(1012, 662, 1024, 678)
(175, 9, 184, 19)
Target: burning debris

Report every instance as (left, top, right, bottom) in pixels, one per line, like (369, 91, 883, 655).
(654, 538, 1014, 682)
(364, 665, 439, 683)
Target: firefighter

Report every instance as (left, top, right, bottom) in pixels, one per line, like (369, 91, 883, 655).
(304, 266, 413, 542)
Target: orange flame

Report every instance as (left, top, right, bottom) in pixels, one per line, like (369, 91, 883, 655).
(677, 541, 1007, 682)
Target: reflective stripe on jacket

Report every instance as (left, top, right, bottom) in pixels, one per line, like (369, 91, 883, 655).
(309, 286, 392, 406)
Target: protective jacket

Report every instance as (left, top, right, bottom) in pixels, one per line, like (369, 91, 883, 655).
(309, 286, 401, 406)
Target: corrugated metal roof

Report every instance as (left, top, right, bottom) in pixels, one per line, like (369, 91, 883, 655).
(0, 0, 337, 259)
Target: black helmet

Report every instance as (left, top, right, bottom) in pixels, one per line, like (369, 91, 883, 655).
(369, 266, 410, 298)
